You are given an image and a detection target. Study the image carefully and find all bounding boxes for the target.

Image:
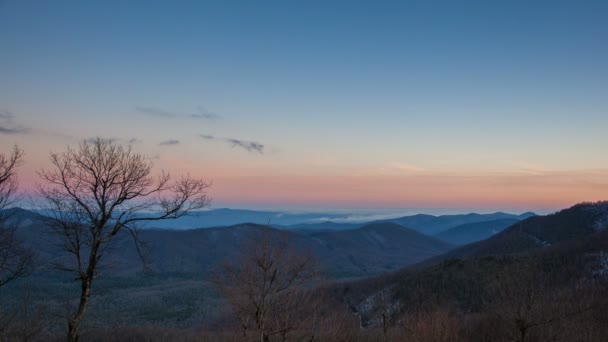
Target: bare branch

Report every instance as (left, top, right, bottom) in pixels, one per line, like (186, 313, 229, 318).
(213, 226, 319, 341)
(37, 137, 211, 342)
(0, 145, 34, 288)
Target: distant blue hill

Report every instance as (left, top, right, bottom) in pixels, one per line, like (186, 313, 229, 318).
(4, 207, 536, 235)
(142, 208, 349, 229)
(381, 211, 536, 235)
(434, 218, 521, 245)
(288, 212, 536, 235)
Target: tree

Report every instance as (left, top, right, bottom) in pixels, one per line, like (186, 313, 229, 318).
(37, 138, 211, 342)
(214, 226, 318, 342)
(0, 145, 33, 288)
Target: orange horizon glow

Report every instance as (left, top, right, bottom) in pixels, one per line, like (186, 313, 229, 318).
(16, 156, 608, 211)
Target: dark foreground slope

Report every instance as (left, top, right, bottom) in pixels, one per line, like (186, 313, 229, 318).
(2, 204, 607, 341)
(338, 202, 608, 333)
(1, 212, 454, 333)
(307, 222, 452, 277)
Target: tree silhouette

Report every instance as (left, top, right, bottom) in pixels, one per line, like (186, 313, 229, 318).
(0, 145, 33, 288)
(38, 138, 211, 342)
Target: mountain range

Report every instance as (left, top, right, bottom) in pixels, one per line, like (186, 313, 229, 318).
(339, 202, 608, 328)
(2, 202, 607, 336)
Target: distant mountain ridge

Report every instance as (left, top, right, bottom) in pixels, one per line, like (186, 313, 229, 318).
(285, 211, 535, 234)
(12, 212, 454, 280)
(78, 207, 535, 232)
(434, 218, 520, 245)
(442, 202, 608, 258)
(381, 211, 535, 235)
(338, 202, 608, 327)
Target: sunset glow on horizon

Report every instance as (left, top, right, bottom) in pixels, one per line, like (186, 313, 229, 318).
(1, 1, 607, 212)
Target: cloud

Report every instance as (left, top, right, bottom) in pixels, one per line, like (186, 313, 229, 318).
(190, 106, 220, 120)
(159, 139, 180, 146)
(0, 126, 30, 134)
(127, 138, 142, 144)
(84, 137, 119, 144)
(199, 134, 264, 154)
(135, 106, 177, 118)
(200, 134, 215, 140)
(82, 137, 145, 145)
(0, 110, 15, 120)
(136, 106, 220, 120)
(0, 110, 30, 135)
(226, 138, 264, 153)
(309, 213, 407, 223)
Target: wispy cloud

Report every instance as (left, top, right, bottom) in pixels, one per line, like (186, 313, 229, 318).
(83, 137, 143, 145)
(159, 139, 180, 146)
(0, 109, 30, 135)
(0, 109, 15, 120)
(84, 137, 118, 144)
(200, 134, 264, 154)
(226, 138, 264, 153)
(0, 126, 30, 134)
(136, 106, 220, 120)
(190, 106, 220, 120)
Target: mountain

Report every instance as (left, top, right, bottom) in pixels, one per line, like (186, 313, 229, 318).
(285, 212, 535, 235)
(338, 202, 608, 328)
(443, 202, 607, 258)
(383, 212, 536, 235)
(140, 208, 348, 229)
(306, 222, 453, 277)
(46, 207, 534, 232)
(434, 218, 519, 245)
(12, 212, 454, 280)
(286, 221, 362, 233)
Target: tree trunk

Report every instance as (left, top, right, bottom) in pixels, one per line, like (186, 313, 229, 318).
(67, 276, 93, 342)
(67, 244, 98, 342)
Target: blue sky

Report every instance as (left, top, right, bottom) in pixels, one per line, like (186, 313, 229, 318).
(0, 0, 607, 210)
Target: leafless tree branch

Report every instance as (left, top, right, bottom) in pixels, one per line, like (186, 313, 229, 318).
(37, 137, 211, 342)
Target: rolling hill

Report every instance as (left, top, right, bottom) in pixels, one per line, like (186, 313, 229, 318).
(11, 211, 454, 280)
(339, 202, 608, 328)
(434, 218, 519, 245)
(383, 212, 535, 235)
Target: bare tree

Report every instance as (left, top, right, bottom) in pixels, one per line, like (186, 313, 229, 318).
(214, 226, 318, 342)
(37, 138, 211, 342)
(0, 145, 33, 288)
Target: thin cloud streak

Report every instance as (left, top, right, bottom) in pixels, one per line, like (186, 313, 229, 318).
(84, 137, 118, 144)
(0, 110, 30, 134)
(0, 126, 30, 134)
(226, 138, 264, 153)
(0, 109, 15, 119)
(159, 139, 180, 146)
(83, 137, 141, 144)
(190, 106, 220, 120)
(136, 106, 220, 120)
(200, 134, 264, 154)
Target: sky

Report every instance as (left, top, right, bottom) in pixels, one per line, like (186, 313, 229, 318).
(0, 0, 607, 212)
